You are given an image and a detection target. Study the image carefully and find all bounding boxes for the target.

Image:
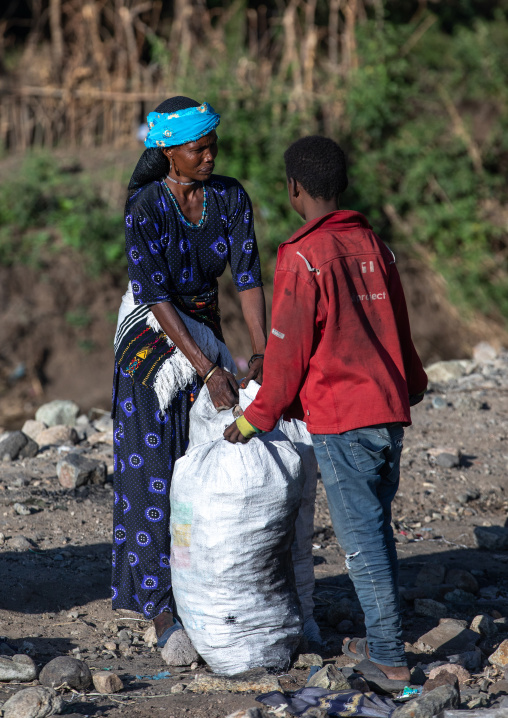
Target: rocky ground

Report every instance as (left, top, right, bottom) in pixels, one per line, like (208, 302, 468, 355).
(0, 343, 508, 717)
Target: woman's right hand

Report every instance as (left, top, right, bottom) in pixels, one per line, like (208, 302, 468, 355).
(205, 367, 239, 410)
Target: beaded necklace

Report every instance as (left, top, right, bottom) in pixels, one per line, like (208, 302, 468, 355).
(163, 180, 208, 229)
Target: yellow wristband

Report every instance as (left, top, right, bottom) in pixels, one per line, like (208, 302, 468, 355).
(236, 415, 259, 439)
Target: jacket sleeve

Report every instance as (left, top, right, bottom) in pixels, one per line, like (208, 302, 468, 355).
(388, 262, 428, 396)
(243, 266, 317, 432)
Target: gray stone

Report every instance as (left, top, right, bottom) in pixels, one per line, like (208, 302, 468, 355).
(22, 420, 46, 442)
(457, 489, 479, 505)
(160, 629, 199, 667)
(0, 431, 35, 460)
(488, 639, 508, 668)
(14, 503, 32, 516)
(475, 526, 508, 551)
(495, 617, 508, 631)
(10, 475, 31, 488)
(36, 425, 78, 447)
(187, 668, 280, 693)
(2, 686, 64, 718)
(35, 400, 79, 427)
(9, 535, 32, 551)
(415, 563, 446, 587)
(0, 654, 37, 682)
(446, 569, 479, 595)
(473, 341, 498, 363)
(428, 447, 461, 469)
(39, 656, 91, 690)
(416, 622, 479, 654)
(470, 614, 497, 637)
(92, 671, 123, 693)
(488, 679, 508, 695)
(428, 663, 471, 684)
(93, 414, 114, 432)
(444, 589, 477, 613)
(20, 437, 39, 459)
(423, 670, 459, 695)
(170, 682, 186, 693)
(116, 629, 131, 643)
(426, 360, 471, 384)
(392, 684, 459, 718)
(431, 396, 447, 409)
(142, 625, 157, 647)
(415, 598, 448, 619)
(448, 649, 483, 672)
(74, 425, 90, 442)
(86, 429, 113, 446)
(306, 663, 350, 690)
(56, 453, 107, 489)
(294, 653, 323, 669)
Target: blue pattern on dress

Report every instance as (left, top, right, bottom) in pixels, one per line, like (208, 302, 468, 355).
(124, 175, 262, 307)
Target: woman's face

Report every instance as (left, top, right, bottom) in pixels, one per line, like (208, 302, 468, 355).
(165, 131, 219, 181)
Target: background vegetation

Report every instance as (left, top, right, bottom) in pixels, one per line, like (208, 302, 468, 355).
(1, 0, 507, 324)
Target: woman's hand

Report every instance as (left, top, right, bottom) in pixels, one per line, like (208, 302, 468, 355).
(206, 367, 239, 410)
(240, 356, 264, 389)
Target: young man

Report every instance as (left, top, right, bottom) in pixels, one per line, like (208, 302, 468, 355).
(224, 136, 427, 693)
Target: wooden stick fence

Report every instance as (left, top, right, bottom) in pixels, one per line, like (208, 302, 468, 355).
(0, 0, 369, 151)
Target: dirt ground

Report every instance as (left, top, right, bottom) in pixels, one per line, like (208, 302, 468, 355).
(0, 351, 508, 716)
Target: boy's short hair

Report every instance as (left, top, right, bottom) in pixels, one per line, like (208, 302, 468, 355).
(284, 136, 348, 200)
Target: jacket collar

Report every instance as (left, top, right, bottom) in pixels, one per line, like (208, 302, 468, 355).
(282, 210, 371, 247)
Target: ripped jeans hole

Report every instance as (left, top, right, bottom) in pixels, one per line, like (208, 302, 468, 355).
(345, 551, 360, 570)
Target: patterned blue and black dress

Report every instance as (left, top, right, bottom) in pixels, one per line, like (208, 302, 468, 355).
(111, 176, 262, 619)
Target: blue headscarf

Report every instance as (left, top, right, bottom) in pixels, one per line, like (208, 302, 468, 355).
(144, 102, 220, 149)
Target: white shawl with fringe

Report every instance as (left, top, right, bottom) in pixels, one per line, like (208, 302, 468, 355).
(114, 283, 236, 412)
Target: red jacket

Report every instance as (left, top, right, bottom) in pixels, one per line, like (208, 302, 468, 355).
(244, 210, 428, 435)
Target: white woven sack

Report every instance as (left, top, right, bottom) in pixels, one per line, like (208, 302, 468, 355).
(170, 384, 305, 675)
(278, 418, 318, 627)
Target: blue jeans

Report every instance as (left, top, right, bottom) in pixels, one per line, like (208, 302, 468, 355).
(311, 424, 406, 667)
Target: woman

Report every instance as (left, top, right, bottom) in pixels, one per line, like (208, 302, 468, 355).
(111, 96, 266, 654)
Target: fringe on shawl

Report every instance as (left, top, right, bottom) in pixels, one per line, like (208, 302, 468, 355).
(146, 310, 237, 413)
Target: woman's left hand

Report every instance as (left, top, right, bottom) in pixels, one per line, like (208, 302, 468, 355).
(240, 356, 264, 389)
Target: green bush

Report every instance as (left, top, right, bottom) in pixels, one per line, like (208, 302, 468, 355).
(0, 154, 125, 276)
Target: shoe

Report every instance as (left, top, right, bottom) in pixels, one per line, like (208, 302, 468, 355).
(352, 658, 411, 694)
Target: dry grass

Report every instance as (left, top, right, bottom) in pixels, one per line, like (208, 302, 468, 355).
(0, 0, 369, 151)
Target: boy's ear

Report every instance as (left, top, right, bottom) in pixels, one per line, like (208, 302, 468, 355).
(288, 177, 299, 198)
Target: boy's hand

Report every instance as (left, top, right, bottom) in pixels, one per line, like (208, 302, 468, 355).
(224, 414, 262, 443)
(224, 421, 250, 444)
